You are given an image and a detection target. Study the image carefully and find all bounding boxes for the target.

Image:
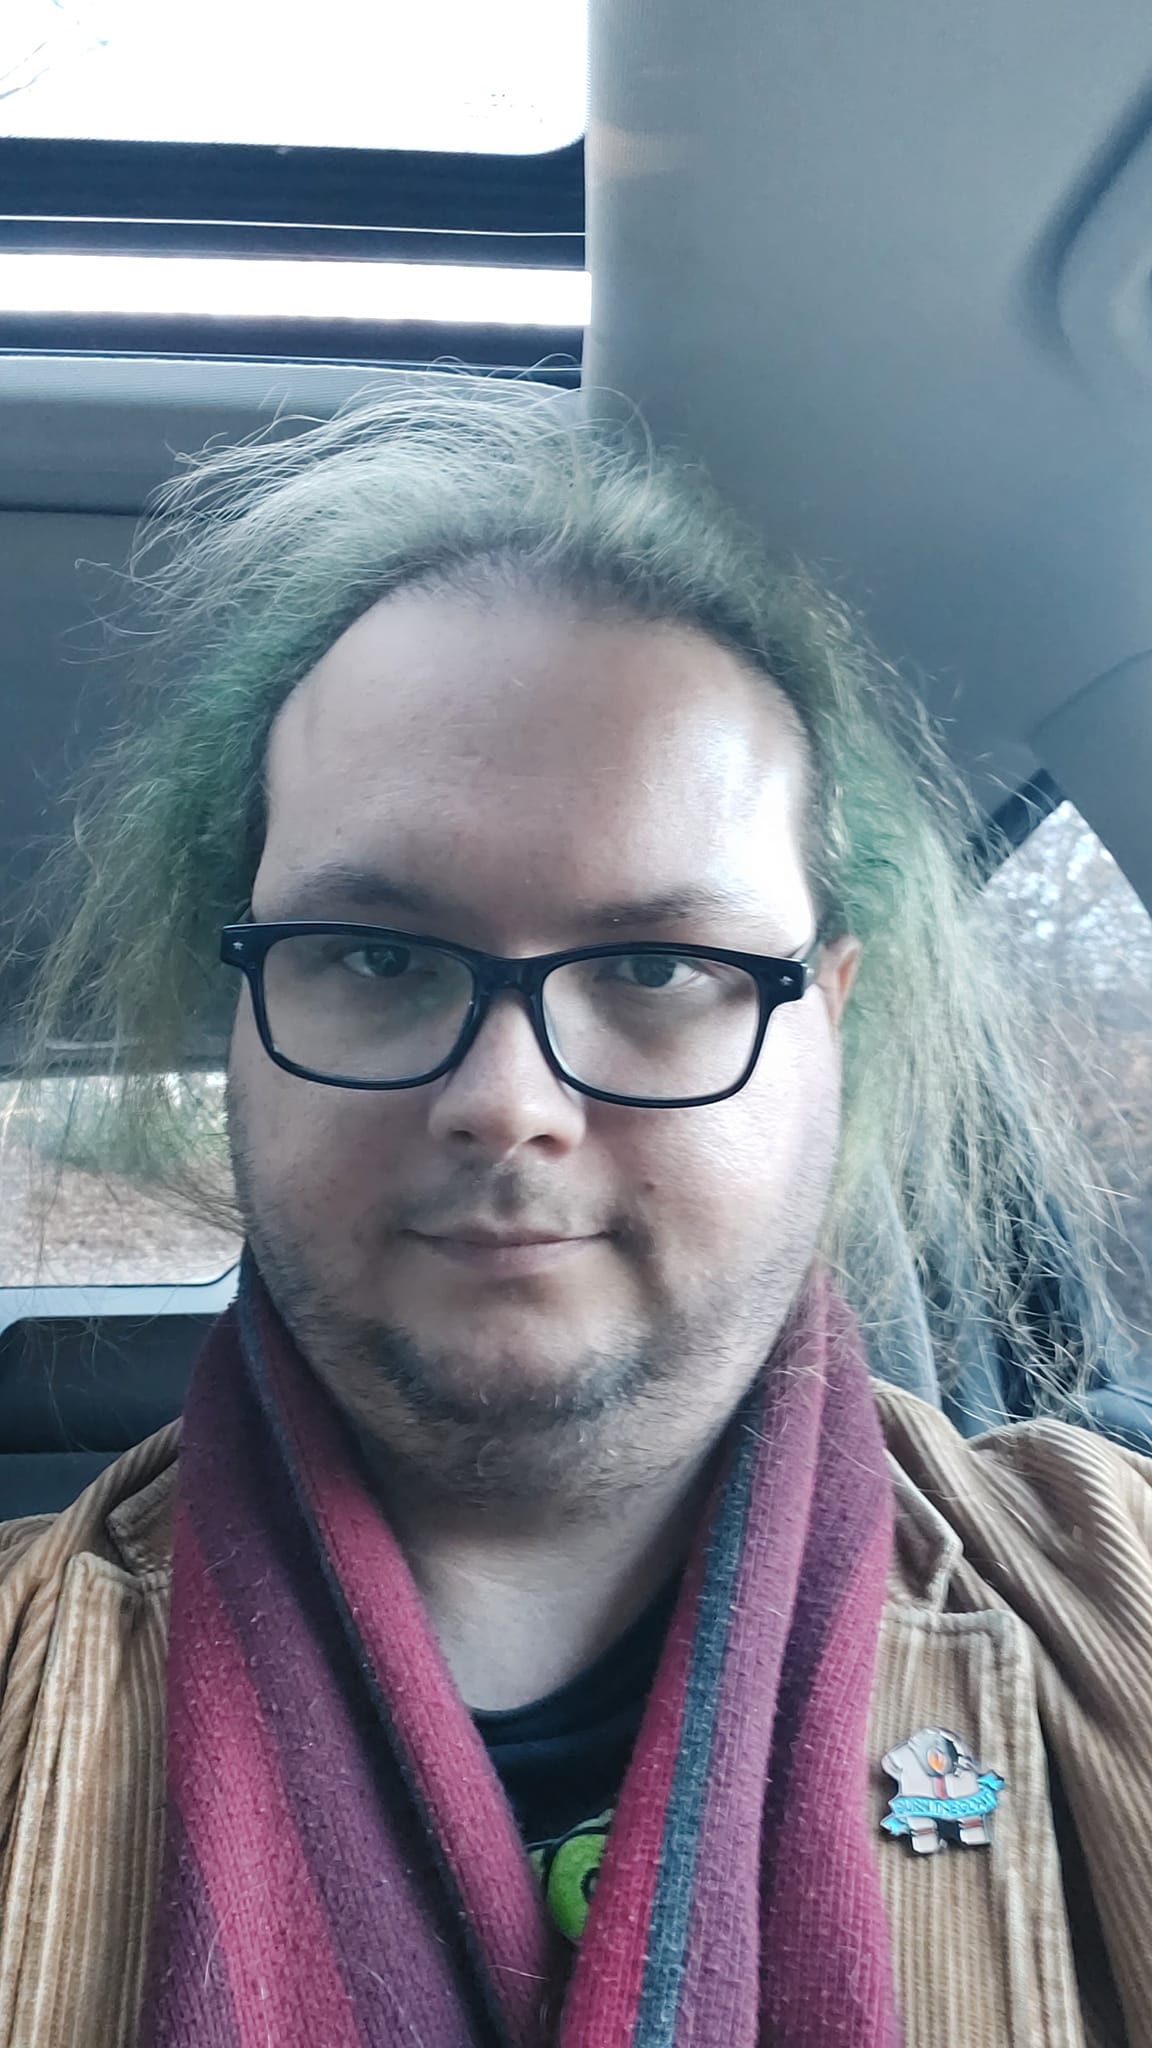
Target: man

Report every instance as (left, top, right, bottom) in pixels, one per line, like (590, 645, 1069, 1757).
(1, 390, 1149, 2047)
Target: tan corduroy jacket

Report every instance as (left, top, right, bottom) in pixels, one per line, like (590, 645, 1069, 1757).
(0, 1382, 1149, 2048)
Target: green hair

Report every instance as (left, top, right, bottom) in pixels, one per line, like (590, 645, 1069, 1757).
(9, 385, 1133, 1414)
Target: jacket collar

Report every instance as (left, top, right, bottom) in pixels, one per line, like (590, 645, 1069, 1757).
(105, 1430, 181, 1576)
(882, 1450, 963, 1612)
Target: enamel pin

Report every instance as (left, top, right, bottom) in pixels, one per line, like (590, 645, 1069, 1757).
(881, 1727, 1005, 1854)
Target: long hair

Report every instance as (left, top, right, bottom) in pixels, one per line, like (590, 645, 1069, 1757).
(8, 385, 1132, 1414)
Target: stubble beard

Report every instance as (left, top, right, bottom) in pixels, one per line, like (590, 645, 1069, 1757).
(232, 1196, 748, 1513)
(226, 1094, 834, 1515)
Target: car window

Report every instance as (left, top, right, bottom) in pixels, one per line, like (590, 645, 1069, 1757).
(0, 1070, 239, 1285)
(984, 801, 1152, 1353)
(1, 0, 586, 153)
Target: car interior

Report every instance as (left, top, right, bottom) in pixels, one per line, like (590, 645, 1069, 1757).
(2, 0, 1151, 1517)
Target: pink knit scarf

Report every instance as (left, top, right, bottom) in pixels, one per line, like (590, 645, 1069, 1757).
(138, 1254, 901, 2046)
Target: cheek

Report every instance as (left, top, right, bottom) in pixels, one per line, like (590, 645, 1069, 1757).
(734, 995, 842, 1162)
(229, 1003, 410, 1221)
(618, 999, 841, 1243)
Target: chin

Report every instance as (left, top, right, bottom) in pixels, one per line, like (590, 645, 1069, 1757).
(413, 1343, 593, 1408)
(385, 1324, 652, 1436)
(388, 1288, 601, 1353)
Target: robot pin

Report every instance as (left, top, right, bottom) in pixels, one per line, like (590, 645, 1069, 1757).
(881, 1727, 1005, 1855)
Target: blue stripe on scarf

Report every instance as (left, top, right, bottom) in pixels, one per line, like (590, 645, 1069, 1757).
(631, 1390, 763, 2046)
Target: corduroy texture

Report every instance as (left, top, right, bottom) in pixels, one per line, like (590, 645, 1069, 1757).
(137, 1253, 902, 2048)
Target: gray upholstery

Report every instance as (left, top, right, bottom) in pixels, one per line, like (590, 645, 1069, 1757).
(0, 1312, 209, 1516)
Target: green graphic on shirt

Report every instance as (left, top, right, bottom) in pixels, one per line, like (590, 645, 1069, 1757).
(528, 1808, 615, 1942)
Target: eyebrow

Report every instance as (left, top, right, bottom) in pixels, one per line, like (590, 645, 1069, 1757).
(256, 863, 778, 938)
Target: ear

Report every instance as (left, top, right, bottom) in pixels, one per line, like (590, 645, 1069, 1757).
(815, 933, 862, 1030)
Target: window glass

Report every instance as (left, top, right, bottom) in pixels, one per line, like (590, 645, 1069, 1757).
(984, 802, 1152, 1350)
(0, 1072, 240, 1286)
(0, 0, 586, 152)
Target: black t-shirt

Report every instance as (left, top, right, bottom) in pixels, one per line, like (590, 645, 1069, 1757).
(471, 1570, 682, 1941)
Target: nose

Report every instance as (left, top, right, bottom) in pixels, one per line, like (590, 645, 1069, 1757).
(424, 990, 587, 1156)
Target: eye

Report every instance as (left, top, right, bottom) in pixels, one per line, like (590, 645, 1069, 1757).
(325, 940, 469, 1017)
(339, 941, 416, 980)
(603, 953, 714, 991)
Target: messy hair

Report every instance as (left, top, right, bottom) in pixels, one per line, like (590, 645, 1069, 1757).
(9, 385, 1132, 1416)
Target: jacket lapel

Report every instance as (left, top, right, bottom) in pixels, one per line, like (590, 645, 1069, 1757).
(872, 1454, 1088, 2047)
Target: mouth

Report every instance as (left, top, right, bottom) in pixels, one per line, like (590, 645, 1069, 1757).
(406, 1232, 605, 1276)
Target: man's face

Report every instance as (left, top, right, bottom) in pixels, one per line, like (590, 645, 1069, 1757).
(228, 587, 858, 1505)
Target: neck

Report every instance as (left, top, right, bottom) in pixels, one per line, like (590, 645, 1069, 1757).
(359, 1438, 724, 1711)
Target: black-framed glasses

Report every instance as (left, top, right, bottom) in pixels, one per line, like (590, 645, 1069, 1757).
(219, 921, 824, 1109)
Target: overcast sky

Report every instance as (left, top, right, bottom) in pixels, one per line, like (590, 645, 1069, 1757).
(1, 0, 586, 153)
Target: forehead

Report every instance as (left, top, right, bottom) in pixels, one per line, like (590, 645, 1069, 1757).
(259, 589, 813, 944)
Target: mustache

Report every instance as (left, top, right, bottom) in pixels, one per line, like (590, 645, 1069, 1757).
(400, 1173, 643, 1250)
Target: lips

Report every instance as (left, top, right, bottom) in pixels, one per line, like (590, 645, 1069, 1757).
(407, 1230, 602, 1274)
(422, 1230, 577, 1248)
